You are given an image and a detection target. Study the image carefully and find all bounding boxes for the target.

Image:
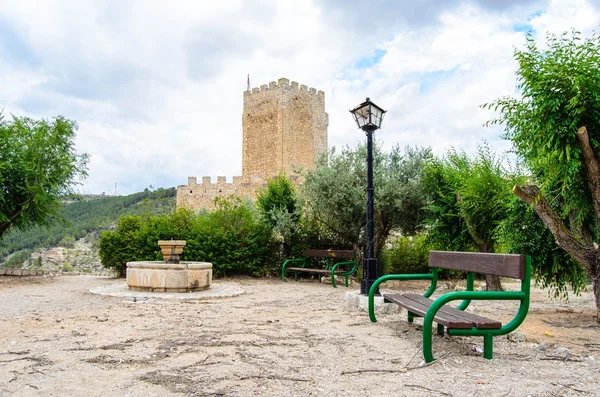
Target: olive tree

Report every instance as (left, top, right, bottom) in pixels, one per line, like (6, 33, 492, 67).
(302, 142, 431, 261)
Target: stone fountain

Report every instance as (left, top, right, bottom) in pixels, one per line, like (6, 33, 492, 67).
(126, 240, 213, 292)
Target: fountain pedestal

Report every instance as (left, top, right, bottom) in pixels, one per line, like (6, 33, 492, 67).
(126, 240, 213, 292)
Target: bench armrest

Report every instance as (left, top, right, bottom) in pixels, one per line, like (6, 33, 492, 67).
(422, 290, 529, 363)
(368, 272, 437, 323)
(330, 260, 356, 274)
(281, 258, 306, 281)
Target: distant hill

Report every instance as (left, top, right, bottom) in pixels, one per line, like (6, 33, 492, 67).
(0, 187, 176, 267)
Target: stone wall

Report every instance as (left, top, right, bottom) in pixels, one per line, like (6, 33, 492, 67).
(177, 77, 328, 211)
(242, 77, 328, 183)
(176, 176, 264, 211)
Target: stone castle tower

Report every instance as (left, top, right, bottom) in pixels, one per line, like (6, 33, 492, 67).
(176, 77, 329, 210)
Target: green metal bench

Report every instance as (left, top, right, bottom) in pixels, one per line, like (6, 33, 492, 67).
(368, 251, 531, 363)
(281, 249, 357, 288)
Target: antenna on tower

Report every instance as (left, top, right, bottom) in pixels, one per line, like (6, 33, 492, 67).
(247, 74, 250, 91)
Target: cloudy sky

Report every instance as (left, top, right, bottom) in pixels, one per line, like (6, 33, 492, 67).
(1, 0, 599, 195)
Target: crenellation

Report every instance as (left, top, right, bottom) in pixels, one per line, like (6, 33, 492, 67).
(188, 176, 197, 186)
(202, 176, 211, 184)
(246, 77, 325, 99)
(217, 176, 226, 185)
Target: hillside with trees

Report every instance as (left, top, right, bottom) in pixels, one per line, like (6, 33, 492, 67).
(0, 187, 176, 268)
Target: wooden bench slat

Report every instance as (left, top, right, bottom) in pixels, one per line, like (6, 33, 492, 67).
(383, 293, 501, 329)
(384, 293, 473, 328)
(403, 294, 502, 329)
(429, 251, 526, 279)
(302, 250, 355, 259)
(286, 267, 349, 274)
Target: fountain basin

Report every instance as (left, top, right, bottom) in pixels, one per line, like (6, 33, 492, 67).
(126, 261, 213, 292)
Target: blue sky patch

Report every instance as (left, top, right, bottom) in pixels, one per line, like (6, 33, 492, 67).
(0, 18, 40, 67)
(512, 23, 533, 33)
(354, 49, 386, 69)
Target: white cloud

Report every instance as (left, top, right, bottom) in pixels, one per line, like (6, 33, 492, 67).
(0, 0, 598, 194)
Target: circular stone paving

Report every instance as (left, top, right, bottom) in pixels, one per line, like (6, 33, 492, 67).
(89, 281, 244, 300)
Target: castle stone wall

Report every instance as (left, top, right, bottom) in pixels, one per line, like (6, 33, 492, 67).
(176, 176, 263, 211)
(242, 77, 328, 183)
(177, 77, 328, 211)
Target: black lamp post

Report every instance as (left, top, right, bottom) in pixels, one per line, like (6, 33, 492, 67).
(350, 97, 387, 295)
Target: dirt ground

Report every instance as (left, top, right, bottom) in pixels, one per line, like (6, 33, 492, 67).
(0, 275, 599, 397)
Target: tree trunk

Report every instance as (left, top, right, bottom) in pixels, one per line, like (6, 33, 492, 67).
(471, 239, 503, 291)
(513, 183, 599, 321)
(485, 274, 503, 291)
(594, 274, 600, 323)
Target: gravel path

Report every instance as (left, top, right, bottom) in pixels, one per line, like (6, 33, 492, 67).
(0, 275, 599, 396)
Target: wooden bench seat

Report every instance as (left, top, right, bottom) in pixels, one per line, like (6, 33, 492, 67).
(281, 249, 357, 288)
(383, 293, 501, 329)
(368, 251, 532, 362)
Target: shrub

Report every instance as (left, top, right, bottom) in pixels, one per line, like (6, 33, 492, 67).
(382, 234, 430, 275)
(99, 199, 279, 277)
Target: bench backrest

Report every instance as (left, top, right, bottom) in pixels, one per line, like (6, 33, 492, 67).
(429, 251, 526, 279)
(303, 250, 355, 259)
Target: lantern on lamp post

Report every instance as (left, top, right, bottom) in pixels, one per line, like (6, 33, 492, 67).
(350, 97, 386, 295)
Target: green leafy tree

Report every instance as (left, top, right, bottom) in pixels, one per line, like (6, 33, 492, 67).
(484, 31, 600, 320)
(256, 173, 300, 256)
(0, 113, 88, 239)
(422, 145, 512, 290)
(302, 142, 431, 262)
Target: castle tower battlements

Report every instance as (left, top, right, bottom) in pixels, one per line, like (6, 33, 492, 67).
(177, 77, 328, 211)
(242, 77, 328, 183)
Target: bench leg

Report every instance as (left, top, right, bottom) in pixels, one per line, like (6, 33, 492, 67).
(437, 324, 444, 336)
(294, 272, 298, 281)
(483, 335, 493, 359)
(407, 312, 414, 323)
(345, 275, 348, 287)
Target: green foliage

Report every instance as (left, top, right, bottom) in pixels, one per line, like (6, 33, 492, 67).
(99, 215, 145, 276)
(422, 144, 512, 253)
(0, 249, 33, 269)
(99, 198, 278, 277)
(256, 173, 299, 227)
(0, 113, 88, 239)
(484, 30, 600, 232)
(302, 142, 431, 257)
(496, 193, 588, 298)
(256, 173, 301, 255)
(0, 187, 176, 261)
(485, 30, 600, 300)
(382, 234, 430, 275)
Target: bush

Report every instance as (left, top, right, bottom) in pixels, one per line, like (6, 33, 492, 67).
(382, 234, 430, 275)
(1, 249, 33, 268)
(99, 198, 279, 277)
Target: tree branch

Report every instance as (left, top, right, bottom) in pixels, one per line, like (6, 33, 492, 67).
(513, 184, 596, 272)
(577, 126, 600, 235)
